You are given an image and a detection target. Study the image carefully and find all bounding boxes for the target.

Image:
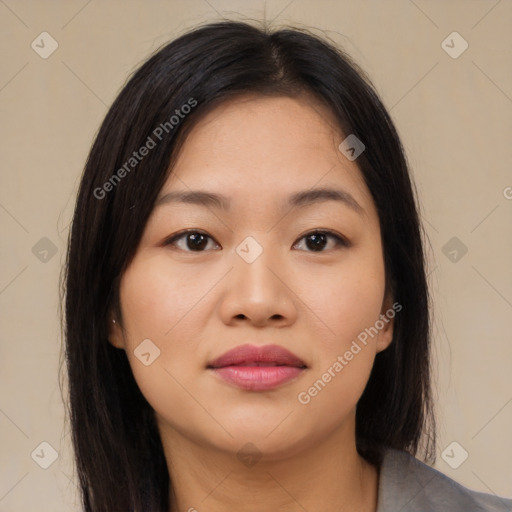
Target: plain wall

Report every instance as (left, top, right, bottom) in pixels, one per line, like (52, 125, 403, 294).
(1, 0, 511, 510)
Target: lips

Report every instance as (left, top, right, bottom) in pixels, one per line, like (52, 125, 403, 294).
(207, 344, 307, 391)
(207, 344, 307, 369)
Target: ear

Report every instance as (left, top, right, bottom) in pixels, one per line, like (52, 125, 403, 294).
(107, 315, 126, 350)
(375, 293, 398, 353)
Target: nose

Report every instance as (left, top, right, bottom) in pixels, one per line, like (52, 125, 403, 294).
(218, 244, 298, 328)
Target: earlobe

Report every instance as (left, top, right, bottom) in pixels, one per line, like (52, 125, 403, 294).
(108, 317, 126, 350)
(376, 297, 397, 353)
(376, 321, 394, 353)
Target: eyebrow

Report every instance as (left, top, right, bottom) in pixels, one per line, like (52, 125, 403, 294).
(155, 187, 364, 214)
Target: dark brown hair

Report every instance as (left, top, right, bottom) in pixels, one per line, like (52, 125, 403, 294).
(61, 20, 435, 512)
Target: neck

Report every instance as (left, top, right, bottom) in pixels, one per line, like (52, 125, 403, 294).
(159, 417, 380, 512)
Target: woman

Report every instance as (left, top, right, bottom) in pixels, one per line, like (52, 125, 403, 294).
(62, 20, 511, 511)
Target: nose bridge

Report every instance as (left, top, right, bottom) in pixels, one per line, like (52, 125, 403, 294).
(234, 234, 283, 297)
(220, 233, 296, 325)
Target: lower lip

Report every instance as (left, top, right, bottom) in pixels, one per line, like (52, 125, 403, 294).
(210, 366, 305, 391)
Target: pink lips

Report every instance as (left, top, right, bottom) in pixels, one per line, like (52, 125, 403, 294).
(207, 344, 307, 391)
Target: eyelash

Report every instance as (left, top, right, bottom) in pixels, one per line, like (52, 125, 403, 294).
(162, 229, 350, 253)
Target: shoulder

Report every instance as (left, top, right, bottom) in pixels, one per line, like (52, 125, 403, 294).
(376, 448, 512, 512)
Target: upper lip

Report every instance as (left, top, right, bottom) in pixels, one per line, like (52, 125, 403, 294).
(207, 344, 307, 369)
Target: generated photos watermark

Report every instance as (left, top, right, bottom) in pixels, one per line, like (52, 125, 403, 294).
(93, 97, 197, 200)
(297, 301, 402, 404)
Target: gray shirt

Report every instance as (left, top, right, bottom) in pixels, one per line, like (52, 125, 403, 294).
(376, 448, 512, 511)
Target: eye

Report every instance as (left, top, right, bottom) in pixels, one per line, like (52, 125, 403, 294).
(163, 229, 349, 253)
(293, 230, 350, 252)
(163, 230, 220, 252)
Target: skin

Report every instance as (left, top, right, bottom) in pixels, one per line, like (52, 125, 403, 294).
(109, 94, 395, 512)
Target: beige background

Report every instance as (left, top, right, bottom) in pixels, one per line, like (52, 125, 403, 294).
(1, 0, 511, 510)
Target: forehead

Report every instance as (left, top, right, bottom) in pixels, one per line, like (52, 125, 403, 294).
(161, 94, 373, 213)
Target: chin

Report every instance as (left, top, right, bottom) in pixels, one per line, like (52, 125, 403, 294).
(211, 418, 314, 459)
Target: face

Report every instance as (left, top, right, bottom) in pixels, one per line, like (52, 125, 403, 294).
(109, 94, 394, 460)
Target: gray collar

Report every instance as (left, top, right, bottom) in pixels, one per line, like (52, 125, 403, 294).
(376, 448, 512, 511)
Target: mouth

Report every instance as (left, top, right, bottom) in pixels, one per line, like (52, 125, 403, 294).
(212, 362, 305, 367)
(207, 344, 307, 391)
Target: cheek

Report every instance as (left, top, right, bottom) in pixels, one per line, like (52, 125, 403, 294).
(293, 247, 386, 402)
(293, 274, 384, 433)
(299, 248, 386, 348)
(117, 256, 205, 385)
(117, 258, 213, 432)
(119, 254, 213, 345)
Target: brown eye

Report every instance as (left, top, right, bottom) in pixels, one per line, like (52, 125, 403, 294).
(164, 230, 220, 252)
(293, 230, 349, 252)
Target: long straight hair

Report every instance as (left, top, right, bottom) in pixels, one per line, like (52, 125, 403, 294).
(61, 20, 435, 512)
